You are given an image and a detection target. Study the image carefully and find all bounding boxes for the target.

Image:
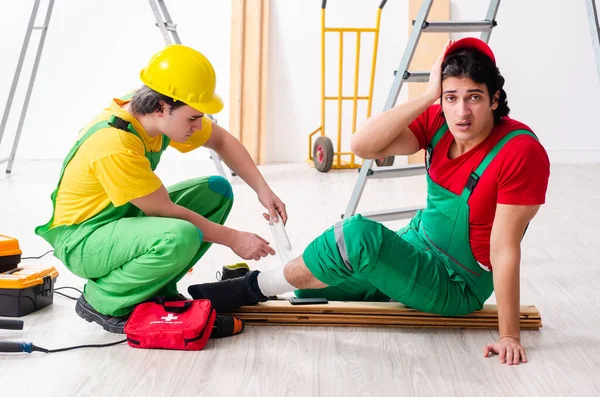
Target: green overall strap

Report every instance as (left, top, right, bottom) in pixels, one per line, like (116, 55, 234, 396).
(107, 115, 171, 150)
(460, 129, 539, 200)
(34, 119, 114, 235)
(107, 115, 147, 150)
(161, 133, 171, 150)
(56, 121, 113, 195)
(425, 123, 449, 170)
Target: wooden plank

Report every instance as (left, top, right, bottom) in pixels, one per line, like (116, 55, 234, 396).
(241, 0, 262, 161)
(230, 300, 541, 318)
(227, 301, 542, 330)
(240, 321, 542, 330)
(229, 0, 269, 164)
(231, 310, 541, 321)
(228, 312, 542, 328)
(258, 0, 269, 165)
(229, 0, 245, 142)
(230, 312, 541, 323)
(407, 0, 449, 165)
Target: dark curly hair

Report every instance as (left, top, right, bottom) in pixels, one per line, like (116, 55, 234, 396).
(441, 48, 509, 123)
(129, 86, 187, 116)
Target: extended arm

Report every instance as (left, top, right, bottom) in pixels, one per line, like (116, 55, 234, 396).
(484, 203, 540, 365)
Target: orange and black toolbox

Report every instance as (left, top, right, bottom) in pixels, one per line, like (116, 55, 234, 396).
(0, 235, 59, 317)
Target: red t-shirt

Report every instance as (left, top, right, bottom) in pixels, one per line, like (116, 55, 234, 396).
(408, 105, 550, 270)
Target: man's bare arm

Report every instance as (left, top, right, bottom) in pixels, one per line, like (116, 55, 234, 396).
(483, 203, 540, 365)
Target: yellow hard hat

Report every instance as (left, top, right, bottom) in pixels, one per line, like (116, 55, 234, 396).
(140, 44, 223, 114)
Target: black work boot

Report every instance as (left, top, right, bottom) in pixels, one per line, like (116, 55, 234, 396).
(142, 293, 189, 304)
(75, 295, 129, 334)
(164, 293, 189, 302)
(216, 262, 250, 281)
(188, 270, 268, 313)
(210, 315, 245, 338)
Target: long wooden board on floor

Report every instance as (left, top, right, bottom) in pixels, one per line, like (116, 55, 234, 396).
(240, 322, 542, 330)
(227, 301, 543, 330)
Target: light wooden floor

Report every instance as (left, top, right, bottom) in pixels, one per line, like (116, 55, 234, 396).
(1, 157, 600, 397)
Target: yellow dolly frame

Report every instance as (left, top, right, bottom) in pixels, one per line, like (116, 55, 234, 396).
(308, 0, 394, 172)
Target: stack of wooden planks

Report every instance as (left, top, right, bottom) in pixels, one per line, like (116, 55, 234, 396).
(227, 301, 543, 330)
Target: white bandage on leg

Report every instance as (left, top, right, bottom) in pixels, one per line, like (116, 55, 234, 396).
(269, 216, 294, 265)
(258, 213, 296, 297)
(257, 266, 297, 297)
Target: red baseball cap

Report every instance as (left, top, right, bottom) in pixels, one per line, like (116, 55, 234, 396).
(444, 37, 496, 65)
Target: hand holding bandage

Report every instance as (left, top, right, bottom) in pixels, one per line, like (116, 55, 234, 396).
(268, 213, 294, 265)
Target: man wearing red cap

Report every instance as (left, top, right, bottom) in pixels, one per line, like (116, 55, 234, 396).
(189, 38, 550, 365)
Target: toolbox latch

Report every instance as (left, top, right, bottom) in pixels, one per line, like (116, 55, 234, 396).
(41, 275, 52, 297)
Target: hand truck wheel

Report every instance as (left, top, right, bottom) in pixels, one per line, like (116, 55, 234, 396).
(313, 136, 334, 172)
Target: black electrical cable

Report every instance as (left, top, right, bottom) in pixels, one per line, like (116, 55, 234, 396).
(20, 249, 54, 260)
(32, 339, 127, 353)
(53, 286, 83, 301)
(0, 339, 127, 354)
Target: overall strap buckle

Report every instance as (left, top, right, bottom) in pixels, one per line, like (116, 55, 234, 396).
(425, 147, 433, 170)
(465, 173, 480, 192)
(108, 115, 130, 131)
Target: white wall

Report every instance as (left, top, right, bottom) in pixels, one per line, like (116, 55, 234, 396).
(451, 0, 600, 163)
(1, 0, 599, 166)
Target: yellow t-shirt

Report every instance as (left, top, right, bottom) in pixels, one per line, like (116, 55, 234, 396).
(51, 97, 213, 227)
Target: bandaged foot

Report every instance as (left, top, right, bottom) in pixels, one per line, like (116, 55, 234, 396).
(188, 270, 268, 312)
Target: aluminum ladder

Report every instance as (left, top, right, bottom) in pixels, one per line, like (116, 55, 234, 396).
(0, 0, 55, 174)
(0, 0, 230, 178)
(342, 0, 501, 221)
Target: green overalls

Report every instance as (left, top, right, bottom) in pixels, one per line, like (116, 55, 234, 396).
(35, 115, 233, 317)
(299, 124, 537, 316)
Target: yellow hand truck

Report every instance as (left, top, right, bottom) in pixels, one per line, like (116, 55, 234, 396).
(308, 0, 394, 172)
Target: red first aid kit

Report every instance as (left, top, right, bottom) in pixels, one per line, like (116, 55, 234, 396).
(124, 298, 216, 351)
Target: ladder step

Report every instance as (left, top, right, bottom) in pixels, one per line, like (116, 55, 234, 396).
(359, 206, 424, 222)
(156, 22, 178, 31)
(365, 164, 426, 179)
(415, 20, 497, 33)
(403, 71, 430, 83)
(392, 70, 430, 82)
(32, 26, 47, 30)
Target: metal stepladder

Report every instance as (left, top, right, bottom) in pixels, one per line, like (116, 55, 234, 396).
(0, 0, 230, 179)
(148, 0, 233, 179)
(0, 0, 54, 174)
(342, 0, 501, 221)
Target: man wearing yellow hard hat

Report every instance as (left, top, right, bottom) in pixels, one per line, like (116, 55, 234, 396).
(34, 44, 287, 334)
